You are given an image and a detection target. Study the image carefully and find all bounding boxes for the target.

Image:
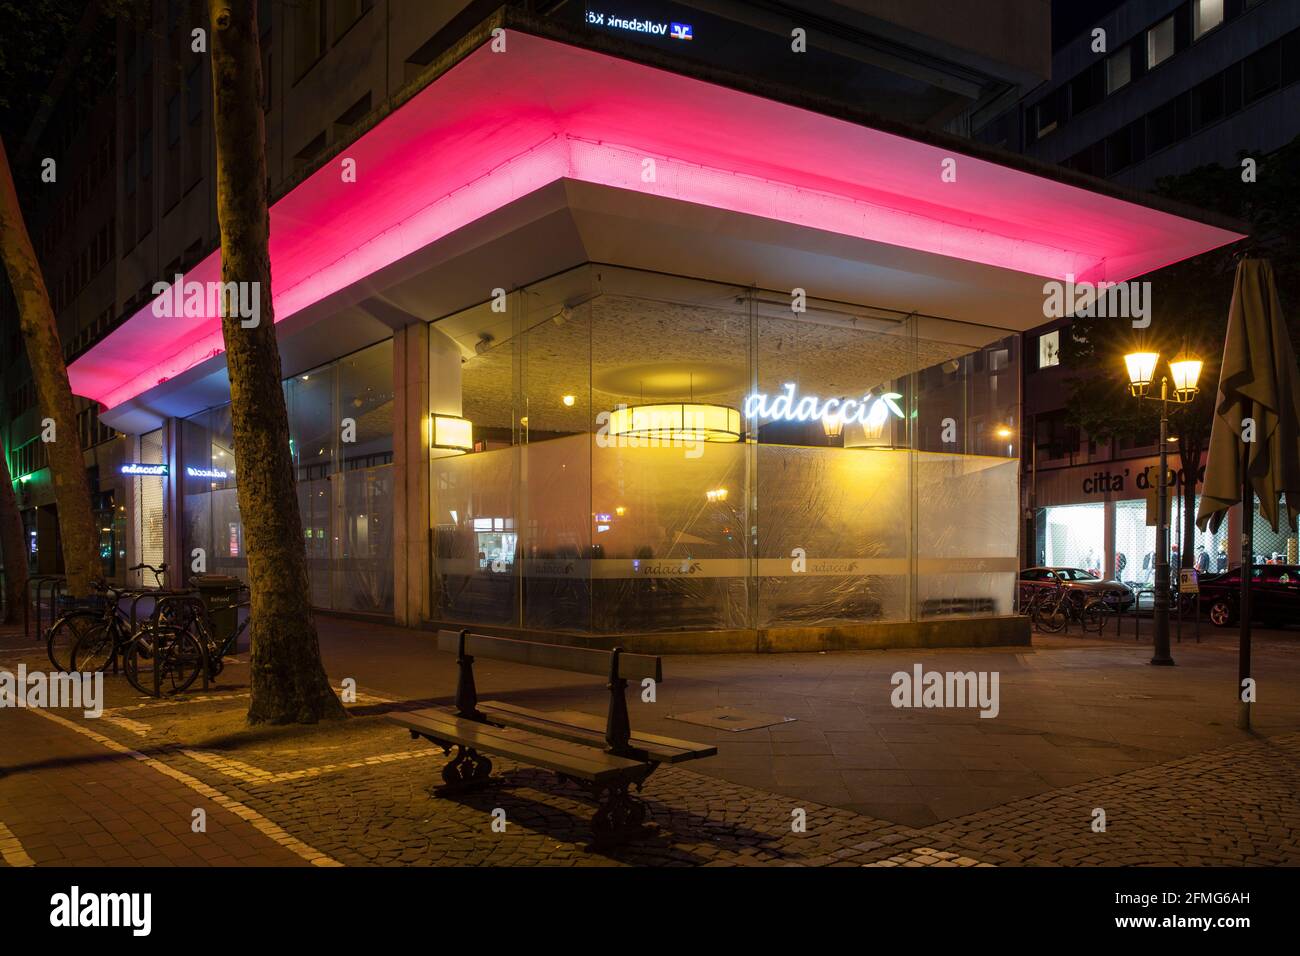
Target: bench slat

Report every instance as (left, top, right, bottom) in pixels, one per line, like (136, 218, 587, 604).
(479, 700, 717, 764)
(436, 630, 662, 682)
(392, 709, 646, 784)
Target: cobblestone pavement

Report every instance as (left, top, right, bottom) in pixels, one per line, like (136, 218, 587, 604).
(2, 620, 1299, 866)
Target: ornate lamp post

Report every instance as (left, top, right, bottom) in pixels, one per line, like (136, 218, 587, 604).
(1124, 348, 1203, 666)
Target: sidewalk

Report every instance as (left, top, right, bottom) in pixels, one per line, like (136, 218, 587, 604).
(314, 616, 1300, 826)
(1, 615, 1297, 866)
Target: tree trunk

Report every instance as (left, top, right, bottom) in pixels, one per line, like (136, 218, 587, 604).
(0, 137, 101, 598)
(208, 0, 343, 724)
(0, 441, 29, 623)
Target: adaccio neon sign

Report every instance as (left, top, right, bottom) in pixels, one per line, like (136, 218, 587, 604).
(744, 384, 904, 429)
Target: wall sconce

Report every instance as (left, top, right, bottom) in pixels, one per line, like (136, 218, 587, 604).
(430, 413, 473, 457)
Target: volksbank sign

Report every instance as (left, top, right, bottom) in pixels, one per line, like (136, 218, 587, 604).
(586, 10, 693, 40)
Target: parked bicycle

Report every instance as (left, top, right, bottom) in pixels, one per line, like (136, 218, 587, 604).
(111, 588, 251, 698)
(45, 563, 169, 671)
(1028, 583, 1111, 634)
(68, 584, 203, 694)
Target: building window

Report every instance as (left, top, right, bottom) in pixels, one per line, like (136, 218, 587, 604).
(186, 61, 203, 122)
(1147, 15, 1175, 69)
(166, 93, 181, 146)
(1038, 330, 1060, 369)
(1243, 41, 1282, 103)
(1193, 0, 1224, 40)
(293, 0, 326, 79)
(1192, 73, 1225, 130)
(1106, 48, 1130, 94)
(331, 0, 373, 43)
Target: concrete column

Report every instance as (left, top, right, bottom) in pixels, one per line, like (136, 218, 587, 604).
(392, 323, 430, 626)
(165, 418, 183, 583)
(429, 327, 463, 420)
(1103, 498, 1116, 580)
(1227, 502, 1242, 569)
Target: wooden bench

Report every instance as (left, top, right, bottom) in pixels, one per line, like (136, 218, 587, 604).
(390, 629, 716, 844)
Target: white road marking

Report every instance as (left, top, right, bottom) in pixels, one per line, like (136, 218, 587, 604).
(0, 821, 35, 867)
(25, 708, 341, 867)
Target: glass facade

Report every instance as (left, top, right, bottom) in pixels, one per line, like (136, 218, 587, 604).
(1036, 493, 1234, 587)
(1252, 499, 1298, 565)
(429, 265, 1021, 636)
(1043, 502, 1105, 574)
(181, 339, 394, 613)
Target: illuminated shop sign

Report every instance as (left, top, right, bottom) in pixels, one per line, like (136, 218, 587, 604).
(121, 463, 168, 476)
(186, 466, 229, 479)
(744, 384, 904, 429)
(586, 10, 694, 40)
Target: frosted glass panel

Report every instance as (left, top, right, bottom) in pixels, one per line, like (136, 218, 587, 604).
(757, 445, 910, 626)
(591, 437, 748, 633)
(431, 446, 518, 625)
(915, 452, 1019, 617)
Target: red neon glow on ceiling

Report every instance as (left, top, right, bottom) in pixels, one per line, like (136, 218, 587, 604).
(70, 31, 1243, 412)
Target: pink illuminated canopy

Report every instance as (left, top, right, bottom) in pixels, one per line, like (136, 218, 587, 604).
(70, 31, 1243, 412)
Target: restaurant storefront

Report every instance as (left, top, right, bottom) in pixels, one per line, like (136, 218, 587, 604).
(67, 26, 1243, 650)
(178, 341, 395, 615)
(425, 265, 1020, 644)
(1030, 455, 1297, 589)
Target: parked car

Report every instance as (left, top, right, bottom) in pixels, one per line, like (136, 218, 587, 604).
(1196, 565, 1300, 628)
(1018, 567, 1136, 611)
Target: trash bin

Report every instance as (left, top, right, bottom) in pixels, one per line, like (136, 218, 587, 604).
(190, 574, 247, 652)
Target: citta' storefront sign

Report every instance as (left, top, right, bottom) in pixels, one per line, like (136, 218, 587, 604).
(121, 463, 167, 476)
(1034, 453, 1209, 506)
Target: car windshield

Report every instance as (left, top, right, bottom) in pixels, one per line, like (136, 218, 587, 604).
(1061, 569, 1100, 581)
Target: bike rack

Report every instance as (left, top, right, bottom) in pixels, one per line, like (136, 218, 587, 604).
(152, 592, 212, 694)
(27, 574, 67, 642)
(1174, 591, 1201, 644)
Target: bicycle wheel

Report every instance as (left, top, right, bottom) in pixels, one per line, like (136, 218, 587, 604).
(70, 621, 116, 673)
(191, 616, 224, 679)
(46, 611, 101, 672)
(1033, 602, 1067, 633)
(124, 625, 204, 697)
(1080, 600, 1109, 633)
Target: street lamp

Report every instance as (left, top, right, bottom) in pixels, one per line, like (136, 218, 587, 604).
(1124, 346, 1202, 666)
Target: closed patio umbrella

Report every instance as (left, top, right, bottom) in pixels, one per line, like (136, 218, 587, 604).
(1196, 258, 1300, 729)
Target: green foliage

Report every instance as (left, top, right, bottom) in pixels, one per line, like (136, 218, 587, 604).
(0, 1, 111, 144)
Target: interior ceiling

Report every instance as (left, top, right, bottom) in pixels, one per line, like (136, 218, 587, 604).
(457, 293, 971, 435)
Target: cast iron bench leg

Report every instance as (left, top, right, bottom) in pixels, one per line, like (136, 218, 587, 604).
(590, 780, 650, 845)
(439, 744, 493, 791)
(410, 731, 494, 792)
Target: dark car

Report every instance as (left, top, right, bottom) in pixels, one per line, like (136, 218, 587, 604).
(1196, 565, 1300, 628)
(1018, 567, 1136, 610)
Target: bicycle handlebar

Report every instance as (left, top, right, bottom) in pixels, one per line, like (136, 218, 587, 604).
(128, 562, 168, 586)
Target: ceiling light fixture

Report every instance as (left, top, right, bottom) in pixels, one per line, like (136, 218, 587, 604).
(608, 403, 741, 444)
